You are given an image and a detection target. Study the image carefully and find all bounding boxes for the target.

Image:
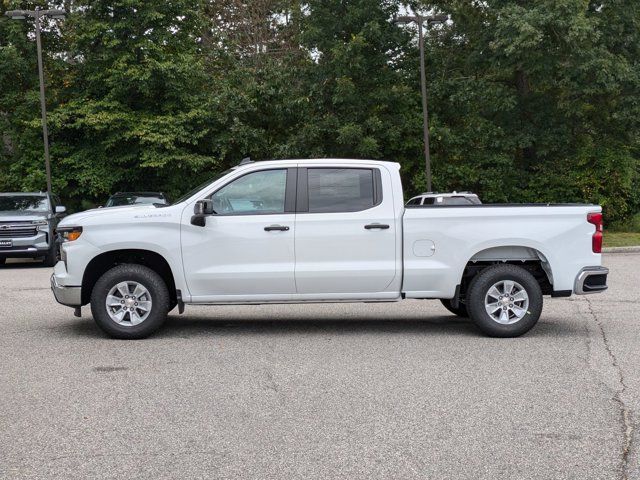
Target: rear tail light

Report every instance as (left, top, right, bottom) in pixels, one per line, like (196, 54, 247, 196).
(587, 212, 603, 253)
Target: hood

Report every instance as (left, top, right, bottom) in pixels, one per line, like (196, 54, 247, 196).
(58, 204, 171, 227)
(0, 211, 49, 223)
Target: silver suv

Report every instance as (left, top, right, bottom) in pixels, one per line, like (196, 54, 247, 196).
(406, 191, 482, 206)
(0, 192, 66, 267)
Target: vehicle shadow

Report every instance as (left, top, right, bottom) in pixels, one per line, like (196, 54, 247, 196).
(63, 313, 580, 340)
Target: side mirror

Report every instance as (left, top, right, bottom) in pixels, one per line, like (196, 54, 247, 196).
(55, 205, 66, 217)
(191, 199, 216, 227)
(193, 199, 215, 216)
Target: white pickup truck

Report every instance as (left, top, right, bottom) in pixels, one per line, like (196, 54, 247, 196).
(51, 159, 608, 339)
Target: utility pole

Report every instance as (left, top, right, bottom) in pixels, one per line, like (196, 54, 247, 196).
(6, 8, 66, 194)
(394, 13, 447, 192)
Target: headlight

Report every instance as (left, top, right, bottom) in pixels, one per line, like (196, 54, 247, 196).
(58, 226, 83, 242)
(32, 219, 48, 230)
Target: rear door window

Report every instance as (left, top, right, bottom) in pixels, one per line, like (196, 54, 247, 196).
(307, 168, 377, 213)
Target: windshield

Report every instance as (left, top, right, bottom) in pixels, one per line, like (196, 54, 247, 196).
(0, 195, 49, 212)
(172, 169, 234, 204)
(106, 195, 166, 207)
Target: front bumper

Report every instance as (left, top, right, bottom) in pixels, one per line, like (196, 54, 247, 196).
(51, 271, 82, 307)
(574, 266, 609, 295)
(0, 231, 51, 258)
(0, 246, 49, 258)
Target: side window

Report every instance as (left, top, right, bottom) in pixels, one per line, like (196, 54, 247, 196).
(444, 196, 474, 205)
(211, 169, 287, 215)
(422, 198, 435, 205)
(307, 168, 377, 213)
(406, 198, 420, 206)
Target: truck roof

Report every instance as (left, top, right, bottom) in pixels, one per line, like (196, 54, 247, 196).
(234, 158, 400, 169)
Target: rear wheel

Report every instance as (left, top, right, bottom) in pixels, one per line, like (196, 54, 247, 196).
(440, 299, 468, 317)
(90, 264, 169, 339)
(466, 264, 542, 337)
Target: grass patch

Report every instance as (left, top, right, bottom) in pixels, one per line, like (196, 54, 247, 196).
(604, 231, 640, 248)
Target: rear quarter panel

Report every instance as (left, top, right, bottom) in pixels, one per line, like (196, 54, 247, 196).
(402, 205, 602, 298)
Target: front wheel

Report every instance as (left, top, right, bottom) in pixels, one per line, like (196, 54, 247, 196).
(466, 264, 543, 337)
(90, 264, 169, 339)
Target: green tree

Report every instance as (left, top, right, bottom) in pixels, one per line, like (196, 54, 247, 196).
(47, 0, 217, 205)
(416, 0, 640, 220)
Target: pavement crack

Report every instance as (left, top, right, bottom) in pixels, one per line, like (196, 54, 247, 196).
(584, 296, 633, 480)
(263, 369, 279, 394)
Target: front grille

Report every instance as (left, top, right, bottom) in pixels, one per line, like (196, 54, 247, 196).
(0, 225, 38, 238)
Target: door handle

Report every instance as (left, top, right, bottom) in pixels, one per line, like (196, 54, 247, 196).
(264, 225, 290, 232)
(364, 223, 390, 230)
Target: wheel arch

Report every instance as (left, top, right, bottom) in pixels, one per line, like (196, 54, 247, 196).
(81, 249, 177, 306)
(457, 245, 554, 299)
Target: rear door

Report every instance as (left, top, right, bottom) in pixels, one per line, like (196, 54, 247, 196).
(294, 166, 397, 295)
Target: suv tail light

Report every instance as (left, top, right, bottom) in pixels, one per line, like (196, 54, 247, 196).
(587, 212, 603, 253)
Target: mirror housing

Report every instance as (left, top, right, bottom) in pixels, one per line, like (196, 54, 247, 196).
(55, 205, 66, 217)
(191, 199, 215, 227)
(193, 199, 215, 216)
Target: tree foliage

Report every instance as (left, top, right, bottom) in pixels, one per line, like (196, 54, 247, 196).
(0, 0, 638, 221)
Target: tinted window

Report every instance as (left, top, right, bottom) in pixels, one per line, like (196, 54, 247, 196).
(211, 169, 287, 215)
(106, 195, 166, 207)
(308, 168, 375, 213)
(443, 196, 476, 205)
(0, 195, 49, 212)
(422, 198, 435, 205)
(406, 198, 420, 206)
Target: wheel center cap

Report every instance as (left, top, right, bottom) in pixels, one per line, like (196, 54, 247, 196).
(501, 297, 510, 305)
(125, 298, 135, 308)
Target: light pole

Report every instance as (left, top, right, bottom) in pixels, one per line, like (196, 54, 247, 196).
(5, 8, 66, 194)
(395, 13, 447, 192)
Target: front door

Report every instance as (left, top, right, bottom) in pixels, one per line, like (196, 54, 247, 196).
(181, 168, 297, 301)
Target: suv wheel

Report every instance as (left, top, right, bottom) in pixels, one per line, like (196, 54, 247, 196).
(90, 264, 169, 339)
(466, 264, 543, 337)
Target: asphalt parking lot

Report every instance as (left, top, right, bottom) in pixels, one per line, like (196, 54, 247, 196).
(1, 254, 638, 479)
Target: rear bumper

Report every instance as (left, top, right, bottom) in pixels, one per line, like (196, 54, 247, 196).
(574, 266, 609, 295)
(51, 267, 82, 307)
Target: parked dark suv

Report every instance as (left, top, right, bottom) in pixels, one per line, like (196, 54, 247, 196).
(0, 192, 66, 266)
(104, 192, 168, 208)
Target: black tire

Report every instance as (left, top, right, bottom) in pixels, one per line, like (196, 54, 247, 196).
(42, 243, 57, 267)
(466, 264, 543, 338)
(440, 299, 468, 317)
(0, 257, 6, 266)
(90, 264, 169, 339)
